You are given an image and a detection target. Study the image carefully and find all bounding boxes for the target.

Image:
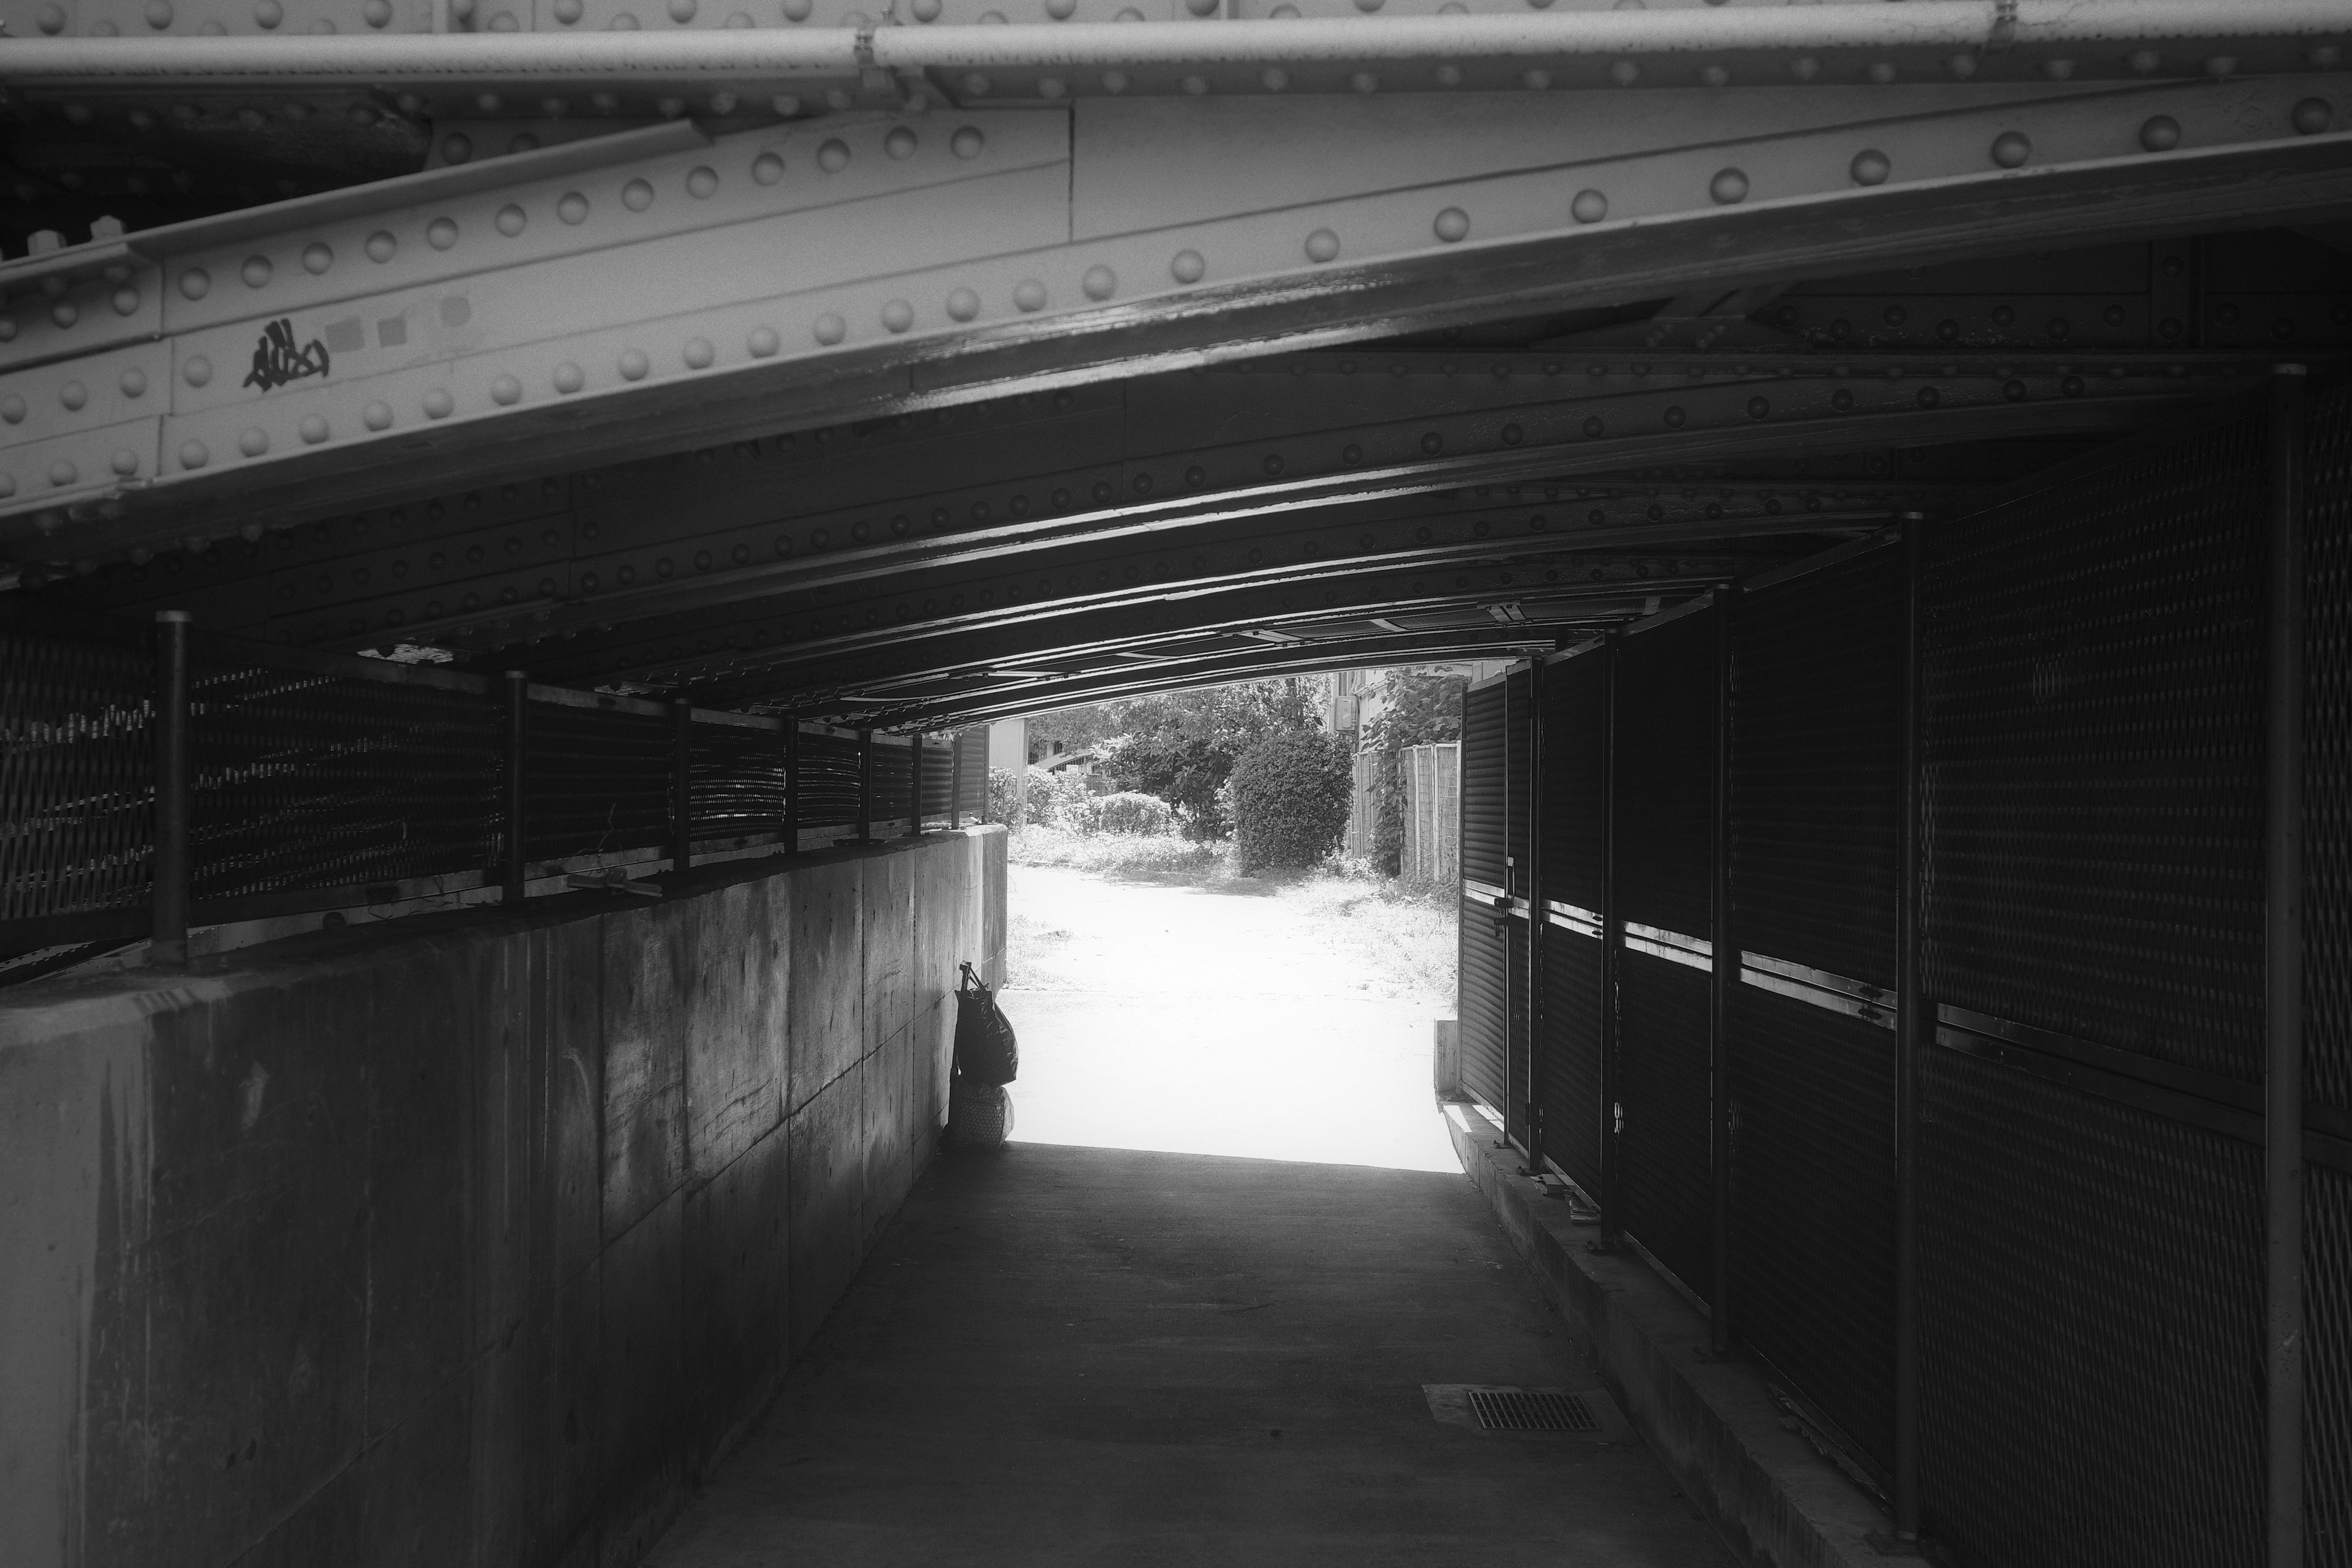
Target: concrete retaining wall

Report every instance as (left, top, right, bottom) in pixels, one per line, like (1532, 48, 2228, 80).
(0, 826, 1007, 1568)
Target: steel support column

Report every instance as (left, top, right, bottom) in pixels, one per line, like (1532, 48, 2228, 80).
(502, 671, 528, 903)
(2266, 366, 2310, 1568)
(150, 609, 192, 968)
(1893, 512, 1926, 1542)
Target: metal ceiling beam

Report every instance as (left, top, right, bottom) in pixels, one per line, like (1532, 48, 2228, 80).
(3, 74, 2344, 560)
(23, 347, 2243, 654)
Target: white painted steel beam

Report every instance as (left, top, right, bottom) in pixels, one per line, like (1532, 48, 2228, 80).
(1, 72, 2345, 562)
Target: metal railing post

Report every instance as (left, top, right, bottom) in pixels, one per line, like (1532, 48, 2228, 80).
(2266, 366, 2310, 1568)
(502, 671, 528, 903)
(1894, 513, 1927, 1541)
(151, 611, 192, 967)
(1710, 587, 1736, 1355)
(670, 701, 694, 875)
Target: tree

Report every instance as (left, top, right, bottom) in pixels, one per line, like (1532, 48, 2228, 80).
(1359, 667, 1471, 875)
(1095, 677, 1327, 840)
(1228, 731, 1354, 873)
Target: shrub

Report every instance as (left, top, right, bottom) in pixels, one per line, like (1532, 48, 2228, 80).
(1077, 791, 1178, 837)
(986, 766, 1056, 827)
(1228, 730, 1354, 873)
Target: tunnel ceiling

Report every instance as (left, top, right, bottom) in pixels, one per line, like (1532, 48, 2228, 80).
(3, 7, 2350, 726)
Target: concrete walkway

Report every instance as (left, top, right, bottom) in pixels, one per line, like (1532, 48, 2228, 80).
(646, 861, 1732, 1565)
(646, 1142, 1734, 1566)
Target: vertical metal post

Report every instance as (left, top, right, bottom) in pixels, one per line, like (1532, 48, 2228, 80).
(1599, 630, 1623, 1247)
(2266, 366, 2310, 1568)
(502, 671, 528, 903)
(782, 718, 802, 854)
(669, 702, 694, 875)
(1525, 658, 1548, 1177)
(151, 611, 192, 967)
(1709, 588, 1736, 1355)
(949, 728, 963, 830)
(1893, 513, 1928, 1542)
(855, 728, 874, 842)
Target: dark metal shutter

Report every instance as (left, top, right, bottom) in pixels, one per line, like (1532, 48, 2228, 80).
(1613, 608, 1717, 1299)
(1918, 404, 2274, 1568)
(1539, 649, 1608, 1196)
(1458, 678, 1510, 1115)
(1727, 544, 1902, 1477)
(2300, 382, 2352, 1566)
(1504, 666, 1535, 1144)
(919, 735, 956, 824)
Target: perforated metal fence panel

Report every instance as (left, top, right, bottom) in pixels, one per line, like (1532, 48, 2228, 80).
(1613, 608, 1717, 1299)
(956, 729, 990, 822)
(524, 700, 669, 864)
(1459, 677, 1510, 1116)
(1539, 649, 1608, 1197)
(1506, 666, 1535, 1144)
(1727, 545, 1903, 1477)
(1923, 409, 2270, 1085)
(690, 721, 790, 842)
(797, 729, 862, 829)
(0, 600, 153, 946)
(1918, 1045, 2265, 1568)
(1916, 396, 2290, 1567)
(2309, 383, 2352, 1121)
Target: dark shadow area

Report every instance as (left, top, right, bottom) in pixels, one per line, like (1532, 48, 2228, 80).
(647, 1142, 1732, 1568)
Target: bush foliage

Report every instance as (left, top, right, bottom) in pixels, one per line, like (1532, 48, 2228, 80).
(1228, 731, 1354, 873)
(1076, 791, 1179, 836)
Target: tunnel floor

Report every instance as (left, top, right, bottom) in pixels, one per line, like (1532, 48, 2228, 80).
(644, 1140, 1735, 1566)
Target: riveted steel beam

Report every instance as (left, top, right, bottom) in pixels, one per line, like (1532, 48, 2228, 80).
(1, 76, 2344, 558)
(515, 497, 1864, 691)
(21, 345, 2248, 656)
(675, 548, 1736, 710)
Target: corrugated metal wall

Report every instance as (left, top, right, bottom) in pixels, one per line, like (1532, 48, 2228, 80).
(1471, 383, 2352, 1567)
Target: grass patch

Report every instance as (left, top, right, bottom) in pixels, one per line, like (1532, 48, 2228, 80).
(1005, 826, 1227, 883)
(1272, 863, 1458, 1007)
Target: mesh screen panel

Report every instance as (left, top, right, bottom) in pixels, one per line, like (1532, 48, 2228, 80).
(1616, 950, 1714, 1300)
(873, 739, 913, 826)
(1729, 984, 1895, 1476)
(2312, 1163, 2352, 1568)
(797, 730, 862, 829)
(1918, 1044, 2263, 1568)
(0, 605, 153, 927)
(1463, 682, 1505, 884)
(1459, 902, 1510, 1114)
(1506, 668, 1532, 889)
(956, 728, 989, 822)
(1540, 931, 1605, 1196)
(1732, 548, 1904, 990)
(1541, 651, 1607, 914)
(920, 737, 956, 823)
(1922, 407, 2269, 1084)
(2309, 385, 2352, 1115)
(525, 702, 669, 862)
(1617, 609, 1716, 939)
(690, 723, 789, 842)
(188, 650, 500, 900)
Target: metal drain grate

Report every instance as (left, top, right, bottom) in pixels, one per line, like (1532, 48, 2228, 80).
(1467, 1389, 1599, 1432)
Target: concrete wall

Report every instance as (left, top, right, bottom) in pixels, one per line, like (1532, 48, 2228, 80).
(0, 826, 1007, 1568)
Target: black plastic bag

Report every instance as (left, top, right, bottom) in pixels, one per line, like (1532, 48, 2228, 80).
(954, 962, 1019, 1085)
